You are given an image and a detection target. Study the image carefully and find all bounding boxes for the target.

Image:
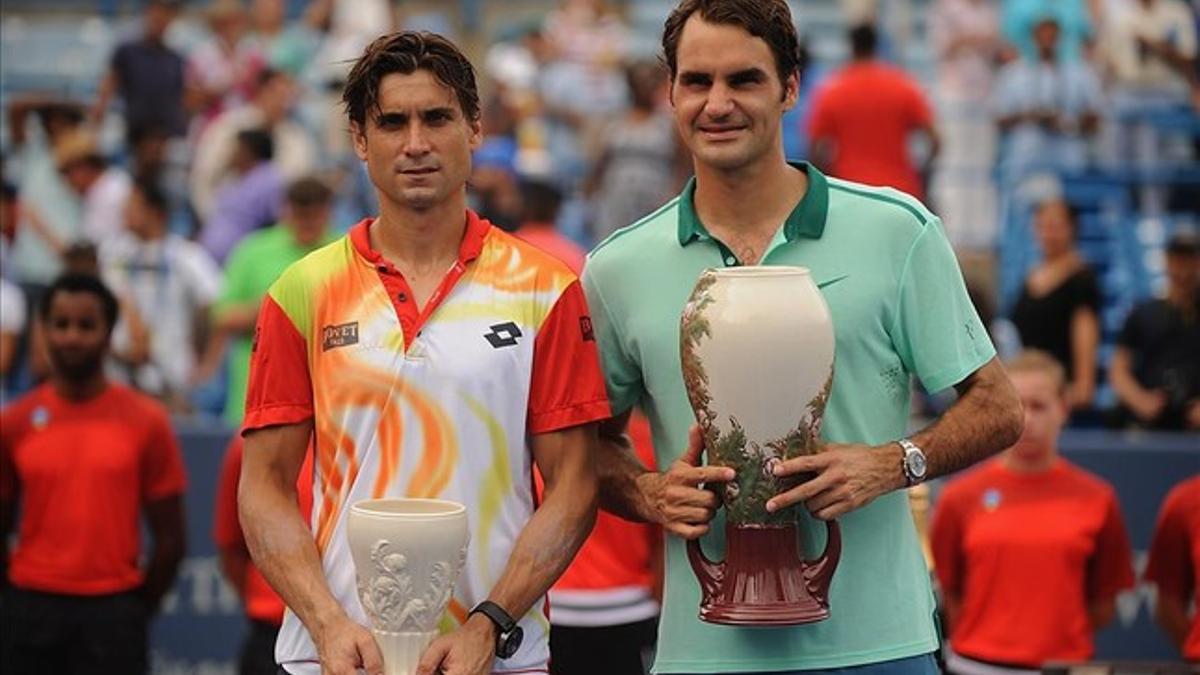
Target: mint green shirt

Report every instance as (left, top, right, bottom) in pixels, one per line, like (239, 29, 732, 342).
(582, 163, 994, 672)
(216, 224, 335, 428)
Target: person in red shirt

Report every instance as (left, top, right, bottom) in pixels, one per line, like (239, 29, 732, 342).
(808, 23, 940, 201)
(213, 435, 314, 675)
(1145, 474, 1200, 662)
(931, 350, 1134, 674)
(0, 273, 187, 675)
(513, 179, 586, 275)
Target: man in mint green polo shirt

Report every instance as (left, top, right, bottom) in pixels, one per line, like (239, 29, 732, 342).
(582, 1, 1023, 673)
(213, 175, 337, 427)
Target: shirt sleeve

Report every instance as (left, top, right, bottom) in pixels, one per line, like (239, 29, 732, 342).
(141, 406, 188, 501)
(527, 279, 611, 434)
(892, 217, 996, 393)
(930, 484, 966, 597)
(1145, 484, 1196, 601)
(242, 293, 314, 432)
(182, 243, 223, 307)
(1086, 489, 1136, 603)
(907, 80, 935, 129)
(581, 264, 645, 416)
(212, 437, 245, 549)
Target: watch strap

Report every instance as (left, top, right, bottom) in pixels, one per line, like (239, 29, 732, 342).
(470, 600, 516, 633)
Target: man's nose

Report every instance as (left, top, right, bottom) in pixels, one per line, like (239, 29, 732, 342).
(404, 123, 432, 156)
(703, 83, 735, 118)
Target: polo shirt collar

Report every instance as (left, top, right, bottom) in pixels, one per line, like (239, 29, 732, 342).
(677, 161, 829, 247)
(350, 209, 490, 267)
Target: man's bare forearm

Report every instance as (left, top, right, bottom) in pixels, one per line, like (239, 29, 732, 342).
(486, 426, 598, 618)
(596, 412, 657, 523)
(240, 423, 346, 636)
(910, 358, 1022, 480)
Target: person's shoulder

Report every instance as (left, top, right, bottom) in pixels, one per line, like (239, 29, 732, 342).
(1, 384, 52, 428)
(587, 195, 682, 271)
(825, 176, 937, 235)
(107, 383, 173, 425)
(1162, 476, 1200, 515)
(229, 225, 285, 259)
(272, 232, 353, 291)
(1056, 459, 1119, 498)
(485, 226, 578, 280)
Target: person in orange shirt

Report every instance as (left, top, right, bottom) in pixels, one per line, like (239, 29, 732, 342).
(213, 435, 314, 675)
(1145, 474, 1200, 663)
(0, 273, 187, 675)
(931, 350, 1134, 674)
(808, 23, 940, 202)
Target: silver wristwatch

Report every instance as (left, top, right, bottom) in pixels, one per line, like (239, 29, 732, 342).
(897, 438, 928, 486)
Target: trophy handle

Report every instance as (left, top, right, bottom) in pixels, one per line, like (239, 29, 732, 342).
(802, 519, 841, 608)
(686, 537, 724, 606)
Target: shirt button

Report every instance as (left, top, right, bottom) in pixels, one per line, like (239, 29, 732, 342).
(397, 292, 408, 302)
(377, 265, 388, 274)
(725, 256, 737, 266)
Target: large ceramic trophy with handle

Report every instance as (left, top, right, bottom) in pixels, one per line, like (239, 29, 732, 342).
(347, 498, 469, 675)
(679, 266, 841, 625)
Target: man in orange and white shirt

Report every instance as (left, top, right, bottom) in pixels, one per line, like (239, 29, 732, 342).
(237, 31, 609, 675)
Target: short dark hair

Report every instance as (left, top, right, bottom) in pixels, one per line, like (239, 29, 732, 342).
(849, 23, 877, 58)
(662, 0, 800, 88)
(39, 273, 120, 333)
(132, 175, 169, 216)
(236, 128, 274, 162)
(286, 175, 334, 207)
(342, 31, 481, 129)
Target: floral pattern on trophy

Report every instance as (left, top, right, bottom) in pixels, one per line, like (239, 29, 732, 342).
(357, 540, 468, 633)
(681, 270, 835, 526)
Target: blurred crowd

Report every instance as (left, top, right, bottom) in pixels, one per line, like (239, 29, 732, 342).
(0, 0, 1197, 433)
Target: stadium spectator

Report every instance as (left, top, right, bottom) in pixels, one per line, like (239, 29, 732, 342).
(930, 0, 1004, 251)
(199, 128, 284, 264)
(190, 68, 316, 223)
(513, 179, 585, 273)
(211, 175, 336, 428)
(213, 435, 314, 675)
(1099, 0, 1198, 184)
(1010, 197, 1101, 411)
(931, 350, 1135, 673)
(100, 177, 221, 409)
(1145, 474, 1200, 662)
(1002, 0, 1096, 62)
(91, 0, 188, 142)
(248, 0, 330, 77)
(1108, 230, 1200, 429)
(587, 60, 683, 242)
(0, 274, 187, 675)
(5, 100, 86, 286)
(809, 22, 940, 201)
(54, 130, 132, 245)
(186, 0, 267, 133)
(993, 15, 1104, 180)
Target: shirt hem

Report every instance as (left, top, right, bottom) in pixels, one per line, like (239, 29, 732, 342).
(651, 637, 939, 673)
(242, 404, 314, 434)
(528, 399, 611, 434)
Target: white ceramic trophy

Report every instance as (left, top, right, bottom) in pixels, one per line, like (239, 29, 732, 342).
(347, 498, 469, 675)
(680, 266, 840, 624)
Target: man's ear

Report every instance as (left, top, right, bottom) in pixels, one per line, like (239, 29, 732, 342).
(468, 117, 483, 151)
(350, 121, 368, 161)
(783, 71, 799, 110)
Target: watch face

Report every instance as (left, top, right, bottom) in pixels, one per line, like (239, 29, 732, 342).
(908, 451, 927, 478)
(498, 625, 524, 659)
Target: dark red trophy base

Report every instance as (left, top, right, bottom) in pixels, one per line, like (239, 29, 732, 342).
(688, 521, 841, 626)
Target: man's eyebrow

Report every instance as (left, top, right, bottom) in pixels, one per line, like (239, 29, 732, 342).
(678, 70, 712, 82)
(421, 106, 457, 117)
(727, 67, 767, 81)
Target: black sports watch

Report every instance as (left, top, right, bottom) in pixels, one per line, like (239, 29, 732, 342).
(470, 600, 523, 659)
